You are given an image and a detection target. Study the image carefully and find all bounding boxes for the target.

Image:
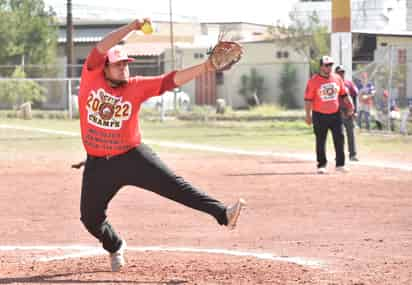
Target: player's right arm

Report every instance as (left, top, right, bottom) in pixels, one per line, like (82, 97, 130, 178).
(85, 19, 148, 70)
(304, 101, 312, 125)
(95, 19, 146, 55)
(304, 80, 314, 125)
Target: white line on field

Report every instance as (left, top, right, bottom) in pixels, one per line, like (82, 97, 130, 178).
(144, 140, 412, 172)
(0, 124, 79, 137)
(0, 245, 323, 268)
(1, 124, 412, 172)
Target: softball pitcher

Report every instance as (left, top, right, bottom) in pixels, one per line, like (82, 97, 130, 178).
(77, 19, 245, 272)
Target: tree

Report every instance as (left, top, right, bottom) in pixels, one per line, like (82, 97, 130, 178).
(271, 11, 330, 75)
(0, 66, 46, 108)
(0, 0, 57, 77)
(279, 63, 299, 109)
(238, 68, 265, 107)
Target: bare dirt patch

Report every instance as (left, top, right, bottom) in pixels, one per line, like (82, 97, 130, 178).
(1, 147, 411, 284)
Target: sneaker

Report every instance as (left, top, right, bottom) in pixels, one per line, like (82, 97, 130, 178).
(110, 240, 126, 272)
(317, 167, 327, 174)
(349, 156, 359, 162)
(336, 166, 349, 173)
(226, 199, 246, 230)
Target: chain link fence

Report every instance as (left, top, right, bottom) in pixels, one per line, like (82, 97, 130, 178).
(353, 45, 412, 134)
(0, 60, 166, 119)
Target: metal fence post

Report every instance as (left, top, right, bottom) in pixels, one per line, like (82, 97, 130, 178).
(387, 46, 394, 132)
(68, 79, 73, 119)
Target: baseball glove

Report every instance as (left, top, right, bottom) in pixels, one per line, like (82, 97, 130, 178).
(208, 41, 243, 71)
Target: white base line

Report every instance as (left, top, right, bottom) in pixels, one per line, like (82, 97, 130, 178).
(1, 124, 412, 172)
(0, 245, 324, 268)
(0, 125, 79, 137)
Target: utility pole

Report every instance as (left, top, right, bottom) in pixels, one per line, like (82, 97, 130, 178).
(66, 0, 74, 78)
(331, 0, 352, 79)
(66, 0, 74, 118)
(169, 0, 177, 112)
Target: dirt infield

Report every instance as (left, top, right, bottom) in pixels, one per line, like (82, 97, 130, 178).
(1, 145, 411, 284)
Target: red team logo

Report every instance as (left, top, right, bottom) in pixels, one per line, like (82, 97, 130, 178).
(318, 83, 339, 102)
(86, 88, 131, 129)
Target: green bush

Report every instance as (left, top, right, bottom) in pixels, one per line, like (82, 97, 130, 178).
(279, 63, 300, 109)
(238, 68, 265, 106)
(0, 67, 46, 108)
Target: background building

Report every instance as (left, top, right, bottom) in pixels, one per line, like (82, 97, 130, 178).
(57, 19, 309, 110)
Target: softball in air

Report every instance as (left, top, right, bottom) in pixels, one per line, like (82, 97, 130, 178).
(141, 22, 153, 34)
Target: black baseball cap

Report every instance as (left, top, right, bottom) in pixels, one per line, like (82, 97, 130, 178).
(335, 65, 345, 73)
(320, 55, 334, 66)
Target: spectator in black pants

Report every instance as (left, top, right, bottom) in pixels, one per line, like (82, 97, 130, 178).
(335, 65, 359, 161)
(304, 56, 354, 174)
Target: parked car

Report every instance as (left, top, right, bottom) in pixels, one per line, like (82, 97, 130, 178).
(142, 88, 191, 111)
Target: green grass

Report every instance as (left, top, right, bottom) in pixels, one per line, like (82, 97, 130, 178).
(1, 118, 412, 158)
(141, 119, 314, 151)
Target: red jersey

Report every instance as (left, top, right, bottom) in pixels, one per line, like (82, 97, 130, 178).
(78, 48, 177, 157)
(304, 73, 347, 114)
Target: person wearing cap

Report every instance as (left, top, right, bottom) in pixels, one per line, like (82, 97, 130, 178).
(304, 56, 354, 174)
(77, 19, 246, 272)
(335, 65, 359, 161)
(356, 71, 376, 130)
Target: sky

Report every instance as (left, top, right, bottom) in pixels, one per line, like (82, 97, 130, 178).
(43, 0, 299, 26)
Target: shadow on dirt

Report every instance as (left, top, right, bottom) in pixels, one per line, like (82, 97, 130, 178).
(0, 271, 188, 284)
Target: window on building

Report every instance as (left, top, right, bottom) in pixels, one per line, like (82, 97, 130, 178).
(276, 51, 289, 59)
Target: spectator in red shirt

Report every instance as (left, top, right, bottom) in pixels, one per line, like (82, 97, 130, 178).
(304, 56, 354, 174)
(77, 19, 245, 272)
(356, 71, 375, 130)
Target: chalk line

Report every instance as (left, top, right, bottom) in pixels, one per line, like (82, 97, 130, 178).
(0, 245, 324, 268)
(2, 124, 411, 172)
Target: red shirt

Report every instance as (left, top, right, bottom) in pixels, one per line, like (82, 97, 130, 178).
(304, 73, 347, 114)
(78, 48, 177, 157)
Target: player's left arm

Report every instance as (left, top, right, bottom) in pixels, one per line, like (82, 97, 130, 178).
(173, 40, 242, 86)
(173, 60, 215, 86)
(339, 79, 354, 116)
(342, 95, 354, 116)
(135, 59, 215, 101)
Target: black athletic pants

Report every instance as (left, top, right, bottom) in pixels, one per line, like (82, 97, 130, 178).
(342, 115, 357, 158)
(80, 143, 228, 253)
(312, 111, 345, 168)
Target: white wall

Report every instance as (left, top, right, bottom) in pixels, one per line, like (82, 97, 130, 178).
(165, 41, 310, 109)
(222, 41, 310, 108)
